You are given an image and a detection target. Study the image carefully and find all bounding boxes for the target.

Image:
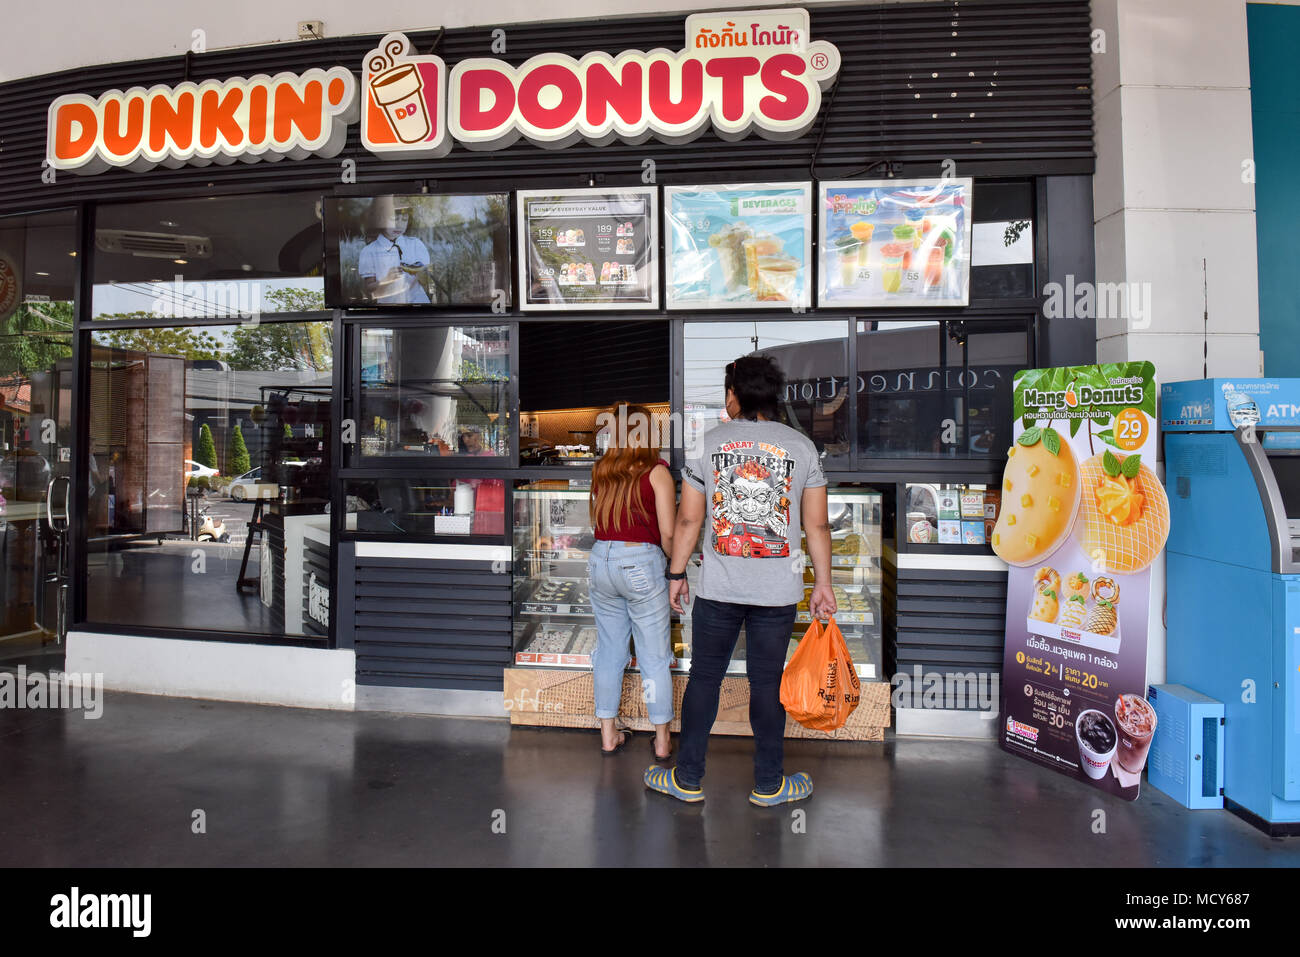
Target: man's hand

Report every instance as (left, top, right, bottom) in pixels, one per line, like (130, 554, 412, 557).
(809, 582, 837, 621)
(669, 578, 690, 614)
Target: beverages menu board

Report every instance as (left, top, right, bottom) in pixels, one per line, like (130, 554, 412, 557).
(665, 183, 812, 309)
(517, 188, 658, 310)
(819, 178, 973, 307)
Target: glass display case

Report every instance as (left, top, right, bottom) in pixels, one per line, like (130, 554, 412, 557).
(902, 482, 1000, 547)
(511, 481, 882, 680)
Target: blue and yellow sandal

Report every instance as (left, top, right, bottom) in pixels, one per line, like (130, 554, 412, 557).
(749, 772, 814, 807)
(644, 766, 704, 803)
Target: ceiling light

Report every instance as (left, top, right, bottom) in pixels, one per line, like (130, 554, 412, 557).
(174, 258, 188, 264)
(35, 270, 49, 276)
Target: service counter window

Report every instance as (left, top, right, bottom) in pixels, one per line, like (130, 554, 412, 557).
(683, 320, 850, 467)
(857, 318, 1028, 461)
(903, 483, 1001, 546)
(85, 321, 332, 639)
(342, 477, 505, 539)
(354, 323, 510, 460)
(91, 192, 329, 320)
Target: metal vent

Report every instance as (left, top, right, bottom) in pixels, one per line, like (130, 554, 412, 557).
(95, 229, 213, 259)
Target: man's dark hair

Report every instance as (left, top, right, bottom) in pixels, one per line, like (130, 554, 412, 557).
(724, 354, 784, 421)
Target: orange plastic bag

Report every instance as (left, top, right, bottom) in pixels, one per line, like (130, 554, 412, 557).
(780, 617, 861, 731)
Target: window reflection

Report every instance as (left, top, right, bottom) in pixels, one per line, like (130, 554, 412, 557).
(683, 320, 849, 464)
(357, 324, 510, 459)
(86, 321, 332, 638)
(857, 319, 1027, 458)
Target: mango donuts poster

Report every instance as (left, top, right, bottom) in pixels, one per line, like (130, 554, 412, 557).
(994, 362, 1168, 799)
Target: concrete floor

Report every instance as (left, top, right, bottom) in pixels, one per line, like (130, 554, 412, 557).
(1, 690, 1295, 867)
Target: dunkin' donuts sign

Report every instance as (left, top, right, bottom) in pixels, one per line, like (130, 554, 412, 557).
(46, 8, 840, 174)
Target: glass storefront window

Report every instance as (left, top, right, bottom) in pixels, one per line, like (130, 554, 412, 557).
(0, 209, 76, 664)
(683, 320, 849, 466)
(85, 321, 332, 638)
(858, 319, 1028, 460)
(91, 193, 328, 320)
(342, 477, 505, 538)
(356, 323, 510, 459)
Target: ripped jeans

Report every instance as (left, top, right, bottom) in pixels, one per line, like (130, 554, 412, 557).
(588, 540, 674, 726)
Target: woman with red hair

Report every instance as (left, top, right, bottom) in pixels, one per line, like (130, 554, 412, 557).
(588, 401, 677, 760)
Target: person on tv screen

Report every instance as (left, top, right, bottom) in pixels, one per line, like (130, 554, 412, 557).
(357, 196, 431, 304)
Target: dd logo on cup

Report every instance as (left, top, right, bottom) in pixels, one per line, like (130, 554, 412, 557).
(361, 32, 451, 159)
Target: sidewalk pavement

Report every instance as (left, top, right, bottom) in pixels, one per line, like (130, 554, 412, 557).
(0, 690, 1294, 867)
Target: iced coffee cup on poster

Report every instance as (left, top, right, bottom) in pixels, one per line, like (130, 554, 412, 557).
(1114, 693, 1157, 773)
(1075, 709, 1117, 779)
(369, 42, 431, 144)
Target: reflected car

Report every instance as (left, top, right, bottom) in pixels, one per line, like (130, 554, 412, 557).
(225, 467, 276, 501)
(185, 459, 219, 480)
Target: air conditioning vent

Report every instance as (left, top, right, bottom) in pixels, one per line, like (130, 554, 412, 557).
(95, 230, 213, 259)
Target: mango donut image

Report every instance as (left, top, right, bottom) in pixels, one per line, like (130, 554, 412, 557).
(1063, 571, 1090, 602)
(991, 426, 1081, 567)
(1058, 594, 1088, 629)
(1077, 451, 1170, 574)
(1029, 588, 1059, 622)
(1033, 566, 1061, 596)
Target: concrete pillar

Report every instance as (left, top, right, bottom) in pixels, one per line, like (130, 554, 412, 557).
(1092, 0, 1260, 382)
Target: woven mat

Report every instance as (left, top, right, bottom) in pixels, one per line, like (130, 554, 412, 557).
(503, 669, 889, 741)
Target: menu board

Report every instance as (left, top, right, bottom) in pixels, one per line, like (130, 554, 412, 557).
(819, 178, 973, 307)
(517, 188, 658, 310)
(665, 183, 812, 309)
(993, 362, 1167, 801)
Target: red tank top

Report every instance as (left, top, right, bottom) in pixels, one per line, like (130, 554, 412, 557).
(594, 461, 668, 546)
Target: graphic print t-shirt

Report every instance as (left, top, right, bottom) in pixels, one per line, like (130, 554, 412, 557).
(683, 419, 826, 607)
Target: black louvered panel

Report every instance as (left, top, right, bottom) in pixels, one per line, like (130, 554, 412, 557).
(352, 556, 513, 689)
(0, 0, 1093, 214)
(890, 565, 1007, 707)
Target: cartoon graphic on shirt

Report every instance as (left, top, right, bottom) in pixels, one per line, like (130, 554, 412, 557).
(709, 442, 795, 558)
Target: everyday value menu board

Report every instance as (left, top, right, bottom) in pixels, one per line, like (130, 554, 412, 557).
(819, 178, 972, 307)
(993, 362, 1168, 801)
(665, 183, 812, 309)
(517, 188, 658, 310)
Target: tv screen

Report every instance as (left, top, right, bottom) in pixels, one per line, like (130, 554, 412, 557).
(324, 193, 511, 308)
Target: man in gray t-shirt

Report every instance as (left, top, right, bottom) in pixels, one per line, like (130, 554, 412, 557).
(644, 356, 837, 808)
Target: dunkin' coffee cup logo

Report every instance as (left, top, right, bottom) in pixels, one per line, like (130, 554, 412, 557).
(362, 33, 450, 158)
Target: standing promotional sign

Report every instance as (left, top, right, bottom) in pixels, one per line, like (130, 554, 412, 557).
(993, 362, 1169, 799)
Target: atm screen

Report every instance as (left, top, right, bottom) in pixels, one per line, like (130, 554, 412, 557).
(1268, 452, 1300, 519)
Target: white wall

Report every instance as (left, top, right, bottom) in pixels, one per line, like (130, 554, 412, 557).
(67, 631, 357, 710)
(1092, 0, 1300, 383)
(0, 0, 895, 82)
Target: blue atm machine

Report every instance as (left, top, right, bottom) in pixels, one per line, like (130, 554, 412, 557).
(1163, 379, 1300, 834)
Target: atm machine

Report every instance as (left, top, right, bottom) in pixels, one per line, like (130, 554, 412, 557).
(1162, 379, 1300, 833)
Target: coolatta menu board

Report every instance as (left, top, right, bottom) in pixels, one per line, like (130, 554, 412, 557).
(665, 183, 812, 309)
(517, 188, 658, 310)
(819, 178, 972, 307)
(993, 362, 1168, 800)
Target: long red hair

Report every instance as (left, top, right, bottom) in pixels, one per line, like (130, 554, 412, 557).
(591, 401, 660, 531)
